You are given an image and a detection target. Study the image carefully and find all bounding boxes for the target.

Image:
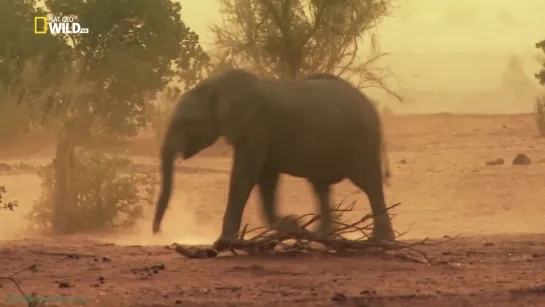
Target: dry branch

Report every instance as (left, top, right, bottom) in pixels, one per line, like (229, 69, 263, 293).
(0, 265, 38, 307)
(174, 202, 459, 263)
(0, 185, 18, 211)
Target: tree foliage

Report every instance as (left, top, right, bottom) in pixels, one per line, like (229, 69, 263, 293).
(44, 0, 209, 137)
(211, 0, 400, 100)
(0, 0, 209, 139)
(536, 40, 545, 85)
(0, 0, 72, 87)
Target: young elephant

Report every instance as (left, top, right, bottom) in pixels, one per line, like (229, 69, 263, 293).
(152, 69, 395, 250)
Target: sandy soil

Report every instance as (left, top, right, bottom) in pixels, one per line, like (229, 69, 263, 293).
(1, 113, 545, 306)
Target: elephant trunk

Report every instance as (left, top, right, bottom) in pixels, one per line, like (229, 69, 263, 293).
(152, 138, 177, 234)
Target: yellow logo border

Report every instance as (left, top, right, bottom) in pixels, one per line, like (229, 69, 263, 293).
(34, 17, 47, 34)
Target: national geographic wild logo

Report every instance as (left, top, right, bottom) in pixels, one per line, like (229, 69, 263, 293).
(34, 15, 89, 35)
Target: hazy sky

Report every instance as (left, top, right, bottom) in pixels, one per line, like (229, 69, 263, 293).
(180, 0, 545, 54)
(178, 0, 545, 113)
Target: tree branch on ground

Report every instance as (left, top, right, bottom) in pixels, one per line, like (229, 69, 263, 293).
(174, 202, 459, 263)
(0, 265, 38, 307)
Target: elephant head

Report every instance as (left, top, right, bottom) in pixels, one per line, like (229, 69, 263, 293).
(152, 70, 265, 234)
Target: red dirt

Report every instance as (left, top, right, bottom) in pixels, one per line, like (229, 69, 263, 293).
(1, 113, 545, 306)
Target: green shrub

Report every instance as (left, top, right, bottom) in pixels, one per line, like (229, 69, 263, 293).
(27, 151, 157, 233)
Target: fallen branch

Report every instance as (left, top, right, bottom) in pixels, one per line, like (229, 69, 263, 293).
(0, 265, 38, 307)
(28, 250, 97, 259)
(174, 202, 459, 262)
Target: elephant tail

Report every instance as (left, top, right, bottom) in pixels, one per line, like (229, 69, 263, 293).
(382, 139, 391, 186)
(378, 120, 392, 186)
(152, 122, 180, 234)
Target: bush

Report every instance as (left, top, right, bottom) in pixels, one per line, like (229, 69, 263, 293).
(27, 151, 157, 233)
(537, 96, 545, 136)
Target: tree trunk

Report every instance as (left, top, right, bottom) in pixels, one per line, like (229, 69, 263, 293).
(52, 132, 75, 235)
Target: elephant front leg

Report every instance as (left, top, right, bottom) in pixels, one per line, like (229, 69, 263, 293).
(213, 150, 264, 251)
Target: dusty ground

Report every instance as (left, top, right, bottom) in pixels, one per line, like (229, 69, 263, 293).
(1, 113, 545, 306)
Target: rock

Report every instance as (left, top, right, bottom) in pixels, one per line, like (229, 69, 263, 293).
(512, 153, 531, 165)
(331, 293, 348, 303)
(0, 163, 12, 171)
(58, 281, 71, 288)
(398, 159, 407, 164)
(486, 158, 504, 166)
(537, 158, 545, 164)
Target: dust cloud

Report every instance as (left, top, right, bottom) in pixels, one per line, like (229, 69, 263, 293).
(0, 166, 218, 246)
(101, 196, 219, 247)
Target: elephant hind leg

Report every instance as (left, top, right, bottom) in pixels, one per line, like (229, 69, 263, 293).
(310, 181, 334, 236)
(257, 170, 280, 226)
(349, 163, 395, 241)
(258, 171, 301, 233)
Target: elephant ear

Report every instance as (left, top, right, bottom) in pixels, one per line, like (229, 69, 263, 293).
(212, 70, 265, 144)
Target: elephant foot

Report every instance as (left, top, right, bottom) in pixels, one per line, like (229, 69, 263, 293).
(369, 226, 396, 242)
(273, 214, 303, 234)
(313, 221, 336, 239)
(212, 235, 237, 252)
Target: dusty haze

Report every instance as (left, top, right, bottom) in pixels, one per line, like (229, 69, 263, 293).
(1, 0, 544, 245)
(2, 2, 545, 305)
(181, 0, 545, 113)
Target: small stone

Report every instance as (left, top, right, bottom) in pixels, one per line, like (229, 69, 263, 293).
(175, 299, 183, 304)
(150, 264, 165, 270)
(359, 289, 377, 295)
(512, 153, 531, 165)
(58, 281, 71, 288)
(486, 158, 504, 166)
(331, 292, 348, 302)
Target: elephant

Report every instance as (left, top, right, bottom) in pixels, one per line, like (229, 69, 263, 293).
(152, 69, 395, 250)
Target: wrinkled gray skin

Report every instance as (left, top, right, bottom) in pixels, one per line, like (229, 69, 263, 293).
(152, 69, 395, 250)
